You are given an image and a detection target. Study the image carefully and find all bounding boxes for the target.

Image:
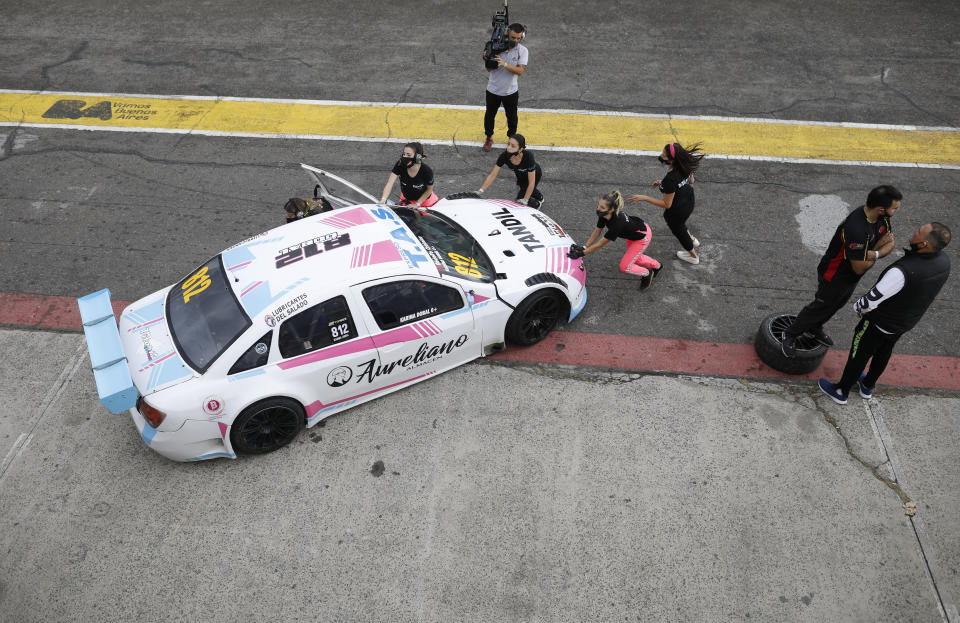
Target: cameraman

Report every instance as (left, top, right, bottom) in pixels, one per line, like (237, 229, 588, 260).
(481, 23, 527, 152)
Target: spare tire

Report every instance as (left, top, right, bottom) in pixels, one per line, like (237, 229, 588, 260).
(754, 313, 828, 375)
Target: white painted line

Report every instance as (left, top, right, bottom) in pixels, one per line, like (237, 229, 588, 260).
(2, 88, 958, 132)
(3, 121, 958, 170)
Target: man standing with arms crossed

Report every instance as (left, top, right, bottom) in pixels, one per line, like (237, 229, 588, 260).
(782, 185, 901, 357)
(481, 23, 527, 152)
(818, 222, 951, 403)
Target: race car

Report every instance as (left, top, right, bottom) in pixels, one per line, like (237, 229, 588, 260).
(78, 165, 587, 462)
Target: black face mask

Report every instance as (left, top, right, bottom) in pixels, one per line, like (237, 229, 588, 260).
(596, 209, 607, 217)
(507, 40, 518, 49)
(658, 156, 670, 164)
(401, 156, 416, 167)
(909, 242, 923, 252)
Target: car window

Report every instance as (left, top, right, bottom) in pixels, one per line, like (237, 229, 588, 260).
(167, 256, 252, 373)
(362, 280, 464, 330)
(228, 331, 273, 375)
(394, 207, 495, 282)
(278, 295, 357, 359)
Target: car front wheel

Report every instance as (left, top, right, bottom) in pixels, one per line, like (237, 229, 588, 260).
(505, 290, 565, 346)
(230, 397, 305, 455)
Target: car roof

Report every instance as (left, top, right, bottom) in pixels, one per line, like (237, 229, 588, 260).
(220, 205, 440, 321)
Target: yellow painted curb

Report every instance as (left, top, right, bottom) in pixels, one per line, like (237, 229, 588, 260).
(1, 91, 957, 165)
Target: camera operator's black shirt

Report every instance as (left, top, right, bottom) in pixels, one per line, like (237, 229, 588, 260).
(496, 150, 542, 187)
(658, 170, 694, 211)
(391, 161, 435, 201)
(817, 206, 891, 284)
(597, 212, 648, 242)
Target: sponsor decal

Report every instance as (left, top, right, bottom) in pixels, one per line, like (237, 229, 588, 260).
(531, 212, 566, 238)
(848, 242, 865, 250)
(327, 366, 353, 387)
(264, 313, 276, 328)
(354, 334, 469, 384)
(202, 396, 225, 418)
(370, 207, 431, 269)
(275, 232, 351, 269)
(42, 99, 113, 121)
(254, 342, 268, 355)
(329, 317, 352, 342)
(139, 328, 158, 361)
(490, 207, 544, 251)
(271, 294, 309, 323)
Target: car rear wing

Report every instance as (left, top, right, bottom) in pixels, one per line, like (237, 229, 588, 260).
(77, 289, 138, 414)
(300, 163, 381, 208)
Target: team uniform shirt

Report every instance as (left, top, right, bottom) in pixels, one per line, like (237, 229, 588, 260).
(597, 212, 648, 242)
(817, 207, 891, 283)
(658, 170, 694, 211)
(496, 150, 542, 186)
(391, 161, 435, 202)
(486, 43, 528, 96)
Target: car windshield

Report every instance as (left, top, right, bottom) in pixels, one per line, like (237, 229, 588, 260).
(394, 207, 496, 282)
(166, 256, 252, 373)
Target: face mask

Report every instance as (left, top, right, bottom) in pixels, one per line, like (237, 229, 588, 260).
(596, 209, 607, 217)
(909, 242, 923, 252)
(401, 156, 416, 167)
(507, 40, 517, 49)
(658, 156, 670, 164)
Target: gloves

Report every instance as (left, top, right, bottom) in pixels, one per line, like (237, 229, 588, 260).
(516, 198, 528, 205)
(568, 244, 585, 259)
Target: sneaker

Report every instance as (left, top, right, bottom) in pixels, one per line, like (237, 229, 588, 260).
(818, 378, 848, 405)
(648, 263, 663, 281)
(809, 328, 833, 347)
(691, 236, 700, 248)
(857, 374, 874, 399)
(482, 137, 493, 152)
(676, 250, 700, 265)
(639, 272, 653, 291)
(536, 195, 545, 209)
(781, 335, 797, 358)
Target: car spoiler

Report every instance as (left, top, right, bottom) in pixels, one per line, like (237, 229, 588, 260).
(300, 163, 380, 208)
(77, 289, 138, 414)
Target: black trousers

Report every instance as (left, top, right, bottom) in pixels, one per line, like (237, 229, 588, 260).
(663, 202, 695, 251)
(786, 277, 859, 338)
(484, 90, 519, 138)
(836, 316, 902, 392)
(515, 171, 543, 208)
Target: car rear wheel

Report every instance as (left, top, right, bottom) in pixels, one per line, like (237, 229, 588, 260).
(754, 313, 828, 375)
(505, 290, 564, 346)
(230, 397, 305, 455)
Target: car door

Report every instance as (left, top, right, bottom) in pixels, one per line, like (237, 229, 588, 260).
(350, 277, 481, 393)
(271, 294, 382, 425)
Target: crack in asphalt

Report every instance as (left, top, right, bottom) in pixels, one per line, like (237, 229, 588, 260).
(122, 58, 195, 69)
(880, 66, 957, 129)
(39, 42, 88, 91)
(200, 47, 314, 69)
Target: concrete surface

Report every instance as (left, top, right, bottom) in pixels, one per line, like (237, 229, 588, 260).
(1, 328, 957, 622)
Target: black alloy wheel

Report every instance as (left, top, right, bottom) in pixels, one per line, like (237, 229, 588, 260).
(230, 397, 305, 455)
(506, 290, 564, 346)
(754, 312, 828, 375)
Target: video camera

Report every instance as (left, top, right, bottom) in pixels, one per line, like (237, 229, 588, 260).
(483, 1, 511, 70)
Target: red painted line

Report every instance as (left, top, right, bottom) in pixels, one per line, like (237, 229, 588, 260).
(2, 291, 957, 391)
(491, 332, 960, 392)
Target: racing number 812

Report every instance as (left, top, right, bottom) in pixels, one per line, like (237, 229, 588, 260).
(182, 266, 212, 303)
(447, 253, 482, 279)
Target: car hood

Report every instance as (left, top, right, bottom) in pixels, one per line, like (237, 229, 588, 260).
(117, 288, 196, 396)
(432, 199, 576, 277)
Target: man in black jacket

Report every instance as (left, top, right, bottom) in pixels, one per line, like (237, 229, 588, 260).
(818, 222, 951, 404)
(782, 186, 901, 357)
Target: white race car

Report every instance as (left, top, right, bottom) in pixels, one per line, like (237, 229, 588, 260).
(78, 166, 587, 462)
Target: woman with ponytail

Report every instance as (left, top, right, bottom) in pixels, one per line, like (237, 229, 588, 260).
(575, 190, 662, 291)
(629, 142, 705, 264)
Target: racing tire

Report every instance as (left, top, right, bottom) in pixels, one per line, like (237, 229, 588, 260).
(505, 290, 565, 346)
(754, 313, 828, 375)
(230, 397, 306, 455)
